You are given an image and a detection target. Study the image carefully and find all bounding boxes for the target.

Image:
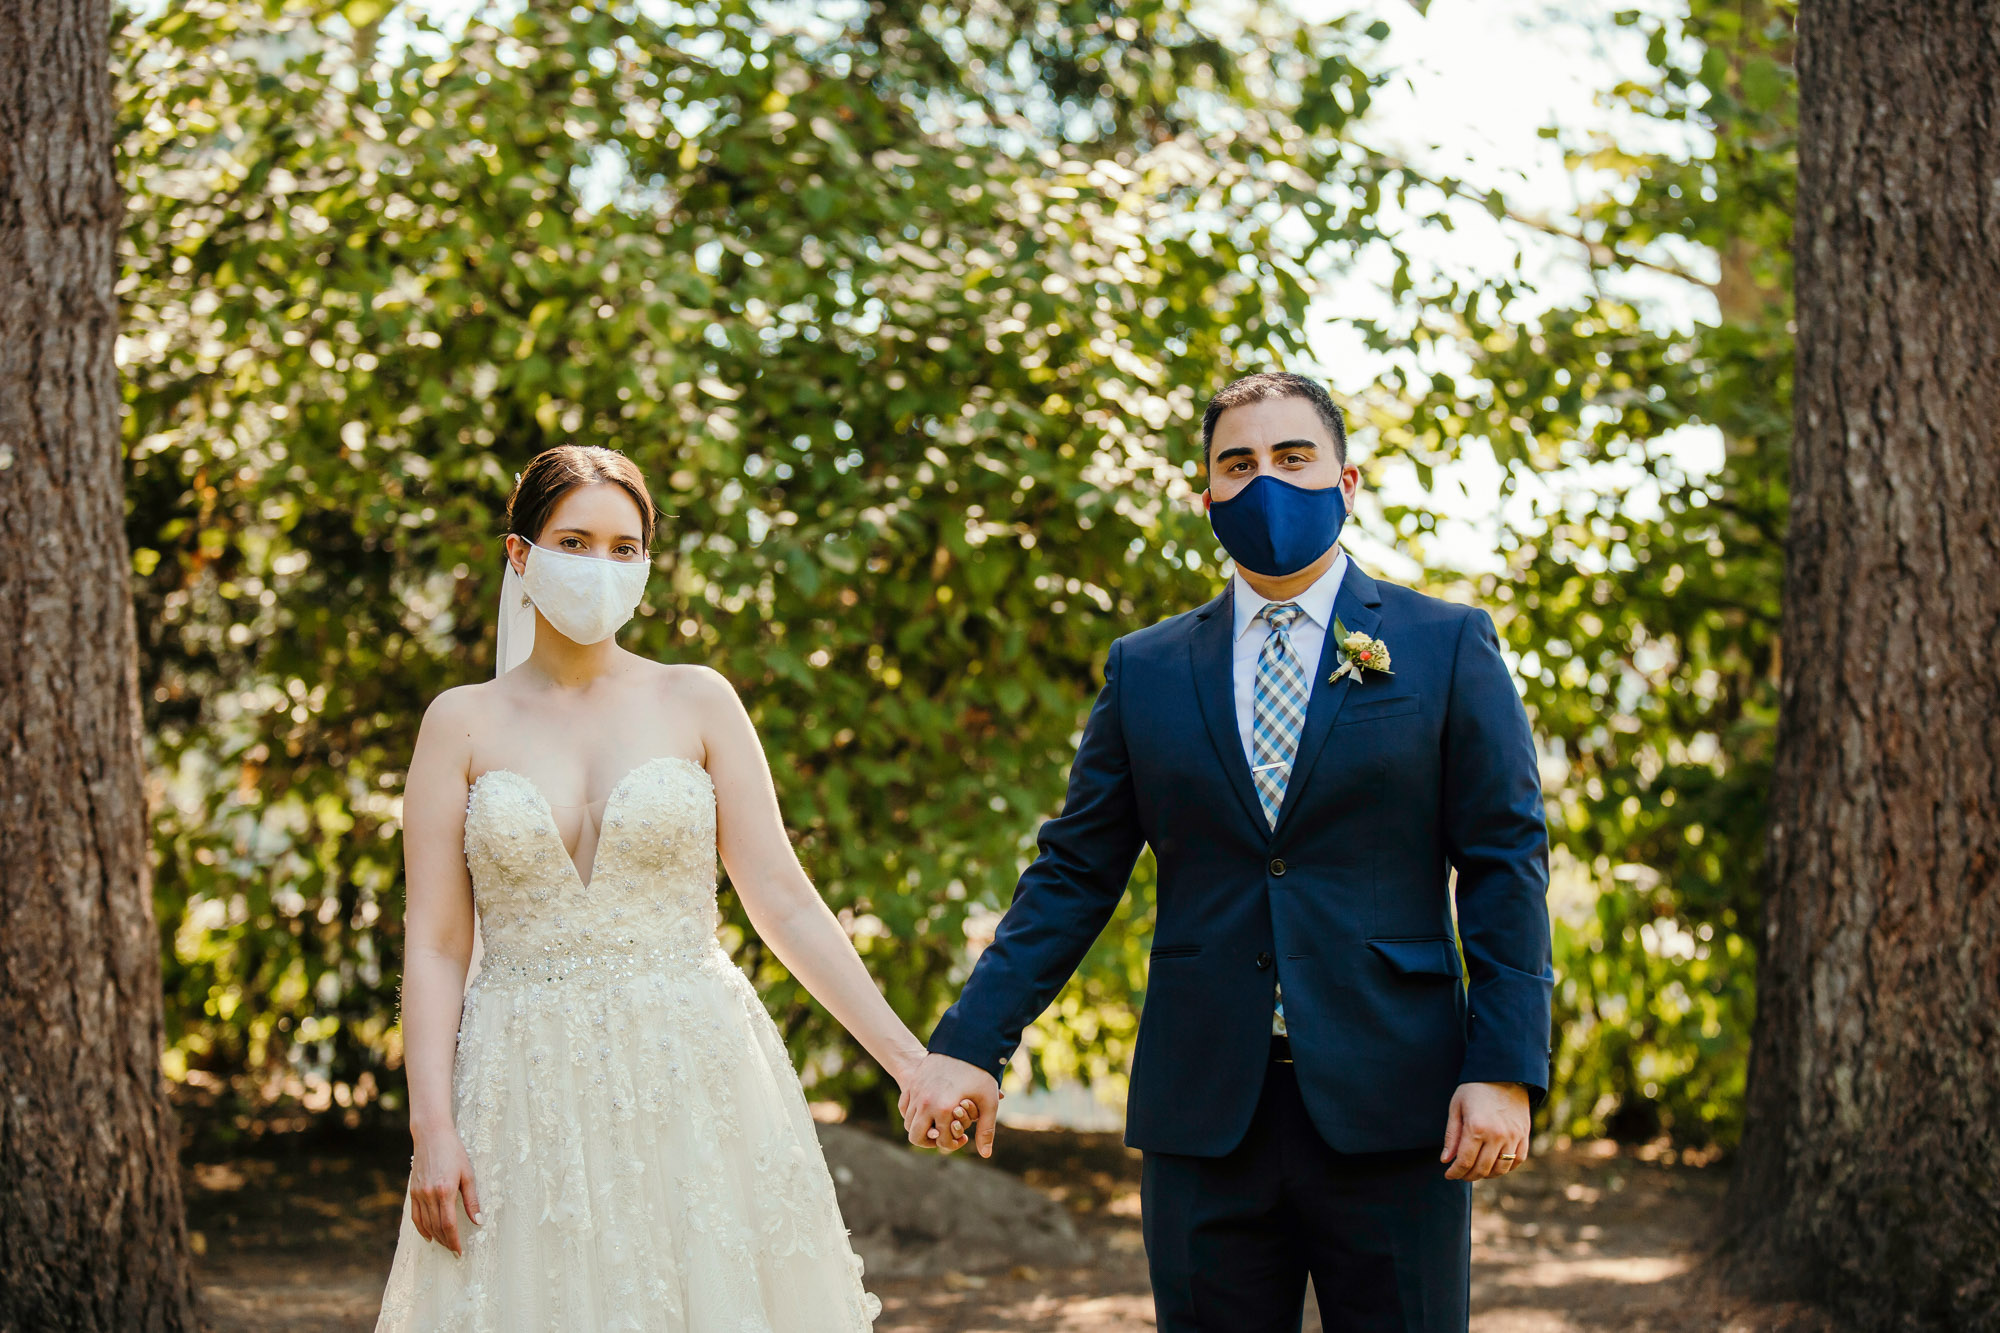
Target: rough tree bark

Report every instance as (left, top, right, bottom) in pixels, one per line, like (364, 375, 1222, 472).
(1732, 1, 2000, 1328)
(0, 1, 197, 1327)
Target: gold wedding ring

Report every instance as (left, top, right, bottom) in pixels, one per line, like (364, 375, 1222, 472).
(1500, 1153, 1517, 1161)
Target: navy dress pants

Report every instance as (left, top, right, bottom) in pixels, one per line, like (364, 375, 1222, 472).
(1140, 1043, 1472, 1333)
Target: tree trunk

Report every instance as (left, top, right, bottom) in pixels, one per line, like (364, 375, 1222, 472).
(1732, 1, 2000, 1327)
(0, 2, 197, 1327)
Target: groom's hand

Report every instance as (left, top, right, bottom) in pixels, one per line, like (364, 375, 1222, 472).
(899, 1053, 1002, 1158)
(1441, 1081, 1531, 1181)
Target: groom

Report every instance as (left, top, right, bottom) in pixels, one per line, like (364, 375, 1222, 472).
(902, 372, 1553, 1331)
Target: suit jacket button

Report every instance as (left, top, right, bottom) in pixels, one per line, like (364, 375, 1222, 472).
(1269, 857, 1286, 876)
(1255, 951, 1273, 969)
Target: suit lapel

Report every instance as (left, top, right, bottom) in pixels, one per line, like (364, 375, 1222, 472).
(1186, 585, 1267, 836)
(1271, 560, 1384, 838)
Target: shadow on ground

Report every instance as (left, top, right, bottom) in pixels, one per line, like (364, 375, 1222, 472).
(183, 1121, 1832, 1332)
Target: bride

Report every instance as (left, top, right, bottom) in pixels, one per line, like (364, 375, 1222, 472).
(375, 445, 971, 1329)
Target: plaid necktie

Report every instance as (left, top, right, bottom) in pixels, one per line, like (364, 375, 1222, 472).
(1250, 602, 1309, 829)
(1251, 602, 1309, 1038)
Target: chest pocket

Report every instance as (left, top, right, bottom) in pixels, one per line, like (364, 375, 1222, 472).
(1333, 692, 1421, 726)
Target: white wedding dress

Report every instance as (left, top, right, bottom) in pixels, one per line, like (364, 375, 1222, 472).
(375, 755, 881, 1331)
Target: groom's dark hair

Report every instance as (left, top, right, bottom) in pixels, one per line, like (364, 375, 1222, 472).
(1201, 372, 1348, 469)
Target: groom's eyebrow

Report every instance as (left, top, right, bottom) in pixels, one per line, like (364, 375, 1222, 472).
(1214, 440, 1321, 464)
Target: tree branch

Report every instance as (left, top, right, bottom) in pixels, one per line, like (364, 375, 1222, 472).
(1370, 151, 1712, 288)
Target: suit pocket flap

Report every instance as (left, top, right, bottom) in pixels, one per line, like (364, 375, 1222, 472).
(1334, 693, 1421, 724)
(1368, 936, 1462, 977)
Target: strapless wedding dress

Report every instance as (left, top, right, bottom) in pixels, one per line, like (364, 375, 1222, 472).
(375, 755, 881, 1330)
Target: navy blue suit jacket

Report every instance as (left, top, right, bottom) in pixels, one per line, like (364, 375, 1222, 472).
(928, 560, 1554, 1157)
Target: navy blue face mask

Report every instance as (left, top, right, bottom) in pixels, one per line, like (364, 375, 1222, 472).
(1207, 473, 1347, 577)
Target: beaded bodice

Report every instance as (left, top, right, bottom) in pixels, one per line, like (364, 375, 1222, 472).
(463, 755, 723, 983)
(380, 751, 885, 1330)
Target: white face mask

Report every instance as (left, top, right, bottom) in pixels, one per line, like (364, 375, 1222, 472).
(518, 541, 650, 646)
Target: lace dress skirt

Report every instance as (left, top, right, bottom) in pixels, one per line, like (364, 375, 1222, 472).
(373, 940, 881, 1331)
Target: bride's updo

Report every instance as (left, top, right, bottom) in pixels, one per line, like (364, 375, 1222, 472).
(505, 445, 660, 548)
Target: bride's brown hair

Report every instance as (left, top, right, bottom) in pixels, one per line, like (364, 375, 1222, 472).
(505, 445, 660, 549)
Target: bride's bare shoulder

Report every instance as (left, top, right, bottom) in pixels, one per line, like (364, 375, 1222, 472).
(429, 680, 499, 711)
(649, 660, 740, 705)
(639, 662, 746, 748)
(420, 681, 507, 737)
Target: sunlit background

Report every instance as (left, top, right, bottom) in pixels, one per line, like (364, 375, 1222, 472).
(123, 0, 1785, 1158)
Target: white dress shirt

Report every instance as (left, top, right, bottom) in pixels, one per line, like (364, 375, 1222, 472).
(1229, 548, 1348, 1039)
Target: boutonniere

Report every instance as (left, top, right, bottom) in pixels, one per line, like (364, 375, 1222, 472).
(1328, 617, 1392, 685)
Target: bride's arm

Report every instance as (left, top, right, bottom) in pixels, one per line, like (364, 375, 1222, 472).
(399, 688, 483, 1254)
(696, 668, 932, 1095)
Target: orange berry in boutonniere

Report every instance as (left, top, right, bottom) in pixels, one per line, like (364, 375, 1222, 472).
(1329, 618, 1392, 684)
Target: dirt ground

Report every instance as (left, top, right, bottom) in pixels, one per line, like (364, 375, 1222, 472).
(184, 1123, 1832, 1332)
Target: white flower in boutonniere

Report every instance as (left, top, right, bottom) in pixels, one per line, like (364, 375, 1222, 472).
(1328, 617, 1393, 685)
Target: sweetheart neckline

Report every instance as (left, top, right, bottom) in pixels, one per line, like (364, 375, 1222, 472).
(468, 755, 712, 892)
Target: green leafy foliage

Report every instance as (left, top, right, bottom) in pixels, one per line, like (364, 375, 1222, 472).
(118, 0, 1400, 1118)
(1363, 1, 1796, 1146)
(122, 0, 1804, 1148)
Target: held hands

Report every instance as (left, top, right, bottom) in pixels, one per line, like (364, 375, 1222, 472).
(898, 1052, 1002, 1158)
(1442, 1081, 1532, 1181)
(409, 1126, 482, 1255)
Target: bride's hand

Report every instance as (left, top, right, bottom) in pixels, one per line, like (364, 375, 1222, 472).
(890, 1053, 981, 1151)
(409, 1127, 482, 1255)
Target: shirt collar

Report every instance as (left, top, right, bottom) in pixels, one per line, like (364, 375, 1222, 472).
(1231, 548, 1349, 642)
